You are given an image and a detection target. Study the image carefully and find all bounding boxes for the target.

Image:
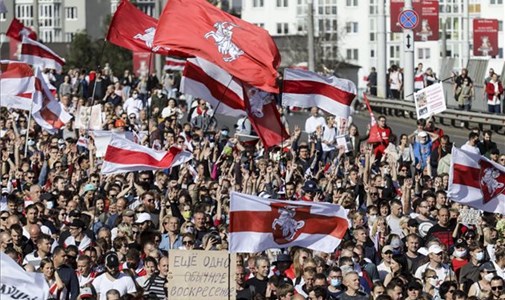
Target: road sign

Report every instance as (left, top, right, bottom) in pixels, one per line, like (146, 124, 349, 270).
(398, 9, 419, 29)
(403, 30, 414, 52)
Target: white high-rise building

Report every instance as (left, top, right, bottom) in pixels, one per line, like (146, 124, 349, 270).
(241, 0, 504, 88)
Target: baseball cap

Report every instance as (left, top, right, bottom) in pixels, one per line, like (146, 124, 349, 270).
(382, 245, 393, 253)
(428, 244, 444, 254)
(83, 183, 96, 193)
(273, 254, 293, 265)
(390, 238, 402, 249)
(407, 219, 419, 227)
(135, 212, 151, 224)
(69, 209, 81, 218)
(302, 180, 320, 193)
(122, 209, 135, 217)
(418, 131, 428, 138)
(69, 219, 85, 229)
(454, 238, 467, 248)
(105, 252, 120, 268)
(407, 281, 423, 291)
(479, 262, 496, 272)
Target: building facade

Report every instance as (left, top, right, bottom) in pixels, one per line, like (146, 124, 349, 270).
(241, 0, 505, 88)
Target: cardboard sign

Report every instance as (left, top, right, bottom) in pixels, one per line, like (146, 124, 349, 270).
(473, 19, 499, 57)
(460, 207, 481, 225)
(168, 250, 236, 300)
(75, 105, 103, 130)
(413, 83, 446, 120)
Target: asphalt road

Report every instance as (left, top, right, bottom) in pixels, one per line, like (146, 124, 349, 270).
(216, 109, 505, 153)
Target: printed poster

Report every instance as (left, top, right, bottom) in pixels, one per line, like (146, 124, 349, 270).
(413, 83, 446, 120)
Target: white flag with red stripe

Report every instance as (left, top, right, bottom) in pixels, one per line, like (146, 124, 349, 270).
(0, 61, 37, 110)
(20, 37, 65, 72)
(101, 135, 193, 175)
(164, 57, 186, 71)
(282, 69, 357, 118)
(32, 68, 72, 133)
(181, 57, 246, 117)
(229, 192, 349, 253)
(448, 147, 505, 213)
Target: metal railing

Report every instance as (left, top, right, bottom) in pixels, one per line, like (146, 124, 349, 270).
(365, 96, 505, 131)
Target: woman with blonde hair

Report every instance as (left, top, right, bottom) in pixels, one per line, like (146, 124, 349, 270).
(284, 248, 312, 281)
(180, 221, 195, 235)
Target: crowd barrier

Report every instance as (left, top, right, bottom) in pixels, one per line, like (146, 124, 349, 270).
(365, 96, 505, 132)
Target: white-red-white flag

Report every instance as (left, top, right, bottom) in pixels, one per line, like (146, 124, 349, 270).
(181, 57, 246, 117)
(164, 57, 186, 71)
(32, 68, 72, 133)
(20, 37, 65, 72)
(282, 69, 357, 118)
(101, 135, 193, 175)
(0, 60, 36, 110)
(448, 147, 505, 214)
(229, 192, 349, 253)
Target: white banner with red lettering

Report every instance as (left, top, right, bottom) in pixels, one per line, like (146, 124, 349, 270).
(448, 147, 505, 213)
(229, 192, 349, 253)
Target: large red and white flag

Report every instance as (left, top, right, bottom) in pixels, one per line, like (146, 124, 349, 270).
(106, 0, 178, 56)
(6, 18, 37, 41)
(282, 69, 357, 118)
(181, 57, 246, 117)
(20, 37, 65, 72)
(242, 84, 289, 148)
(102, 135, 193, 174)
(164, 57, 186, 71)
(154, 0, 281, 93)
(229, 192, 349, 253)
(32, 68, 72, 133)
(0, 61, 36, 110)
(449, 147, 505, 213)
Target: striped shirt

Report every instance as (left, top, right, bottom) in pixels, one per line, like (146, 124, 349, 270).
(143, 274, 167, 299)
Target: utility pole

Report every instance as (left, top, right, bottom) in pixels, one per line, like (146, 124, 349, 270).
(307, 0, 315, 72)
(403, 0, 414, 101)
(377, 0, 387, 98)
(441, 18, 447, 58)
(154, 0, 162, 79)
(462, 0, 470, 68)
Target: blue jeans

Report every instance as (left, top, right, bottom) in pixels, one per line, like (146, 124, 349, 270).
(488, 104, 501, 114)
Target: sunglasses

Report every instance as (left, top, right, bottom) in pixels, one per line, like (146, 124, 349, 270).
(183, 240, 194, 245)
(1, 216, 9, 221)
(492, 286, 504, 291)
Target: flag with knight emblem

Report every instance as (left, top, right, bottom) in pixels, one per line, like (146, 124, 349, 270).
(153, 0, 281, 93)
(229, 192, 349, 253)
(448, 147, 505, 214)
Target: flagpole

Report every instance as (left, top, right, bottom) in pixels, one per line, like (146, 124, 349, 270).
(24, 94, 35, 157)
(146, 52, 153, 146)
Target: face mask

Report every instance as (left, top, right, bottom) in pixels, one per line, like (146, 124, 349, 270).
(484, 273, 494, 282)
(336, 182, 342, 188)
(453, 249, 467, 258)
(476, 252, 485, 261)
(20, 129, 27, 135)
(330, 278, 341, 287)
(368, 215, 377, 225)
(429, 278, 440, 287)
(181, 211, 192, 220)
(186, 227, 194, 234)
(221, 130, 229, 136)
(132, 94, 138, 99)
(27, 139, 35, 146)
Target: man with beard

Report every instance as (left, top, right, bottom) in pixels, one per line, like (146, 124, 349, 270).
(93, 252, 137, 300)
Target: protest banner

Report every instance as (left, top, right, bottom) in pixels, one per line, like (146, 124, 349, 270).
(75, 105, 102, 130)
(413, 82, 446, 120)
(473, 19, 499, 57)
(168, 250, 236, 300)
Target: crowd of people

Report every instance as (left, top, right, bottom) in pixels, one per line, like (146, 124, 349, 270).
(366, 64, 504, 116)
(1, 64, 505, 300)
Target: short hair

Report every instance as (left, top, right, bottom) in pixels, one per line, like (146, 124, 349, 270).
(36, 234, 51, 245)
(303, 267, 317, 276)
(53, 246, 66, 256)
(277, 283, 294, 298)
(468, 132, 479, 140)
(106, 289, 120, 299)
(255, 256, 269, 268)
(77, 255, 91, 263)
(438, 281, 458, 297)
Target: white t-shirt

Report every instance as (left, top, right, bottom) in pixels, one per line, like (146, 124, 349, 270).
(93, 272, 137, 300)
(305, 116, 325, 135)
(321, 124, 336, 152)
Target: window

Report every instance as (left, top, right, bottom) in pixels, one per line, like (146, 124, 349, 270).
(65, 7, 77, 20)
(346, 0, 358, 6)
(346, 48, 358, 60)
(276, 0, 288, 7)
(418, 48, 431, 59)
(345, 22, 358, 33)
(490, 0, 503, 4)
(255, 23, 265, 28)
(276, 23, 289, 35)
(370, 33, 375, 41)
(16, 5, 34, 26)
(0, 13, 5, 21)
(499, 20, 503, 32)
(65, 32, 74, 42)
(253, 0, 264, 7)
(370, 49, 375, 57)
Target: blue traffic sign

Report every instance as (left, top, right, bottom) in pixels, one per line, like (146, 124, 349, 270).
(398, 9, 419, 29)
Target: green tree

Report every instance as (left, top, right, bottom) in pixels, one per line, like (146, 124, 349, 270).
(66, 31, 96, 69)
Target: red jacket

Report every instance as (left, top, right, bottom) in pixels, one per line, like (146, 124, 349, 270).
(486, 81, 504, 102)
